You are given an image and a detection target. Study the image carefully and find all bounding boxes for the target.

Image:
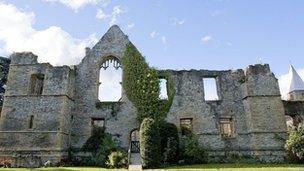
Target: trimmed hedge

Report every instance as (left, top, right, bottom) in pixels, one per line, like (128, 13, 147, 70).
(164, 137, 179, 165)
(159, 121, 179, 164)
(140, 118, 161, 168)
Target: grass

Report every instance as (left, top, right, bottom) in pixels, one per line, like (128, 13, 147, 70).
(0, 164, 303, 171)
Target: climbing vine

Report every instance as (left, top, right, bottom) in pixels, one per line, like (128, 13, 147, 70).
(122, 43, 175, 122)
(157, 70, 175, 120)
(122, 43, 160, 122)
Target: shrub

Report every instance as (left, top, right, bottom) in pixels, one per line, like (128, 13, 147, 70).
(95, 134, 118, 167)
(159, 121, 179, 165)
(82, 126, 106, 153)
(106, 150, 128, 168)
(164, 137, 179, 165)
(285, 123, 304, 163)
(180, 135, 208, 164)
(140, 118, 161, 168)
(81, 126, 119, 167)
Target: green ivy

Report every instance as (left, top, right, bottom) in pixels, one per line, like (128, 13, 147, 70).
(157, 70, 175, 120)
(122, 43, 160, 122)
(122, 43, 175, 122)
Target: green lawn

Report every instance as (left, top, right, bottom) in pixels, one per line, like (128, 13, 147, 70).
(0, 164, 303, 171)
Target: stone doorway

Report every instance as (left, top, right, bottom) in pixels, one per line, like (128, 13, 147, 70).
(130, 129, 140, 153)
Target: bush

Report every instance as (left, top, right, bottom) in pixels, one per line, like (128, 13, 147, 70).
(82, 126, 106, 153)
(95, 134, 118, 167)
(140, 118, 161, 168)
(164, 137, 179, 165)
(81, 126, 119, 167)
(180, 135, 208, 164)
(285, 123, 304, 163)
(106, 150, 128, 168)
(159, 121, 179, 165)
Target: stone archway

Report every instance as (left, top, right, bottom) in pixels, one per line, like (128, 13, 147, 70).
(130, 129, 140, 153)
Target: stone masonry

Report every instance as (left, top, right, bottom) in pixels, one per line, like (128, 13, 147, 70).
(0, 25, 299, 167)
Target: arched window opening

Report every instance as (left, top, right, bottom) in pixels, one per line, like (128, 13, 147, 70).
(98, 58, 122, 102)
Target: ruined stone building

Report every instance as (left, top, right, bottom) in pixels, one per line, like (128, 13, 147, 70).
(0, 26, 303, 166)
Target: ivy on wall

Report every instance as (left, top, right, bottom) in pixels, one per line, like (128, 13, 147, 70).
(122, 43, 161, 122)
(157, 70, 175, 120)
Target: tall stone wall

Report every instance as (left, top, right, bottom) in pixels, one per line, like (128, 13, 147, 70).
(242, 64, 287, 161)
(0, 52, 75, 166)
(71, 25, 138, 150)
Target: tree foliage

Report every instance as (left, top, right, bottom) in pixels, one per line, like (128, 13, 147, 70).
(285, 123, 304, 163)
(140, 118, 161, 168)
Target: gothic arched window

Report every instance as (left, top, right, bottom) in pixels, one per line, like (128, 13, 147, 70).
(98, 57, 122, 102)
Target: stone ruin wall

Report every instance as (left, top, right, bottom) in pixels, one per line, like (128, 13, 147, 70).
(165, 64, 287, 161)
(0, 26, 296, 166)
(0, 52, 75, 166)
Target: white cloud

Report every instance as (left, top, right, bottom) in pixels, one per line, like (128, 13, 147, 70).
(96, 9, 109, 19)
(172, 17, 185, 26)
(0, 2, 98, 66)
(150, 30, 158, 38)
(127, 23, 135, 29)
(201, 36, 212, 43)
(46, 0, 102, 11)
(278, 68, 304, 100)
(109, 6, 125, 26)
(96, 5, 126, 26)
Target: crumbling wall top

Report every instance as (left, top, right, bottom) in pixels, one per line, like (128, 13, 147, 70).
(10, 52, 38, 65)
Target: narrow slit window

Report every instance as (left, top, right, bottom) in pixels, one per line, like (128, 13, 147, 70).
(203, 78, 219, 101)
(98, 58, 122, 102)
(29, 115, 34, 129)
(159, 79, 168, 100)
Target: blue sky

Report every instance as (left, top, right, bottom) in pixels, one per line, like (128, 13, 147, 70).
(0, 0, 304, 98)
